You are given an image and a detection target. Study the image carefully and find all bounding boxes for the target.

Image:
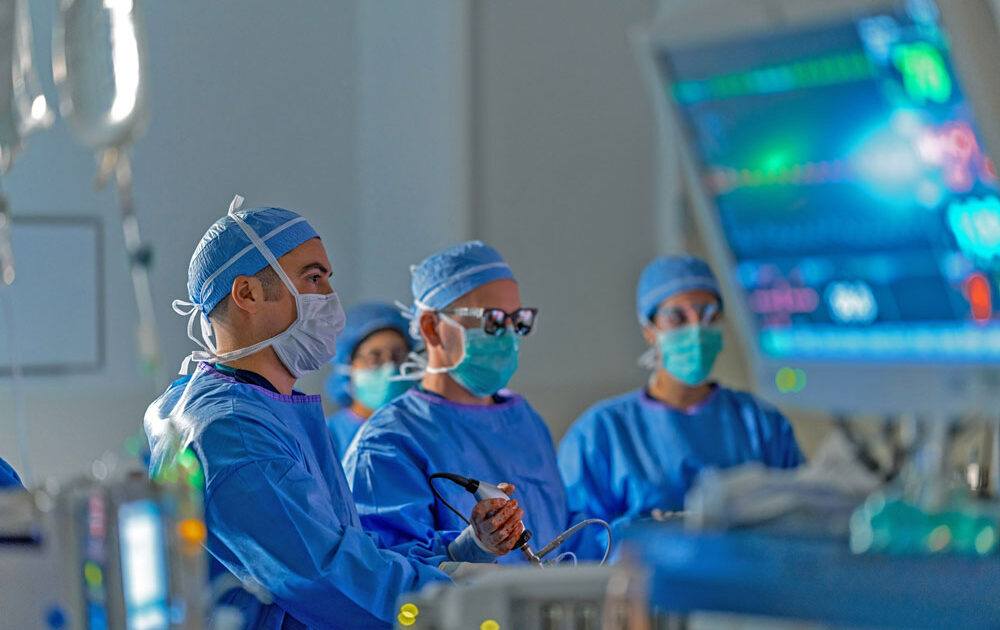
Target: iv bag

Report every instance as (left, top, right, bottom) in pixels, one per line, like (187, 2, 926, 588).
(0, 0, 53, 172)
(53, 0, 149, 150)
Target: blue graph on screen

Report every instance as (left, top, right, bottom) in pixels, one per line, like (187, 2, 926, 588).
(663, 0, 1000, 362)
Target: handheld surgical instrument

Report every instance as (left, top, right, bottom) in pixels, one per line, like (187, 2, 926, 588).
(429, 472, 613, 566)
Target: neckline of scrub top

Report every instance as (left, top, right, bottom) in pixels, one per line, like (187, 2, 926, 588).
(199, 363, 321, 404)
(639, 383, 719, 416)
(409, 386, 520, 410)
(213, 362, 280, 394)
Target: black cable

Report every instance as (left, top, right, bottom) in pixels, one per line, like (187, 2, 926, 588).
(883, 416, 910, 482)
(834, 417, 886, 479)
(429, 473, 474, 525)
(430, 471, 541, 558)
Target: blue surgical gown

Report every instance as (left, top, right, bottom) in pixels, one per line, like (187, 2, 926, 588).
(327, 408, 365, 460)
(344, 388, 602, 564)
(144, 364, 450, 629)
(558, 386, 803, 543)
(0, 457, 22, 489)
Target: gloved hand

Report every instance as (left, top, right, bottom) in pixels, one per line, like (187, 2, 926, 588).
(469, 482, 525, 555)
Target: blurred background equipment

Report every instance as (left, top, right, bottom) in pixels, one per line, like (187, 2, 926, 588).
(392, 565, 626, 630)
(0, 467, 208, 630)
(0, 0, 54, 488)
(643, 0, 1000, 415)
(0, 217, 102, 375)
(622, 522, 1000, 630)
(0, 0, 52, 172)
(53, 0, 159, 383)
(622, 0, 1000, 625)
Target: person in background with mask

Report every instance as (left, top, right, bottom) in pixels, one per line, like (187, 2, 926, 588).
(559, 255, 803, 542)
(327, 302, 415, 459)
(145, 199, 527, 629)
(0, 457, 22, 489)
(345, 241, 603, 564)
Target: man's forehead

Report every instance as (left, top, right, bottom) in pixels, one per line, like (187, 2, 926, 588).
(360, 328, 409, 348)
(280, 237, 330, 265)
(660, 289, 719, 309)
(451, 279, 521, 308)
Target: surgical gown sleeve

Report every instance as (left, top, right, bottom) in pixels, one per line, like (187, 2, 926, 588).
(558, 412, 631, 543)
(0, 457, 22, 489)
(205, 454, 449, 627)
(347, 435, 473, 563)
(328, 409, 364, 461)
(559, 389, 806, 543)
(771, 409, 805, 468)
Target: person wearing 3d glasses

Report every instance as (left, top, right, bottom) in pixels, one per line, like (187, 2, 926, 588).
(344, 241, 604, 564)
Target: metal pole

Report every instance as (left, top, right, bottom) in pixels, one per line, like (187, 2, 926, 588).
(99, 147, 163, 388)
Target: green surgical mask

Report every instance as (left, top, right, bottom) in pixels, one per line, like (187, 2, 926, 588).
(435, 314, 520, 398)
(656, 325, 723, 386)
(352, 363, 413, 410)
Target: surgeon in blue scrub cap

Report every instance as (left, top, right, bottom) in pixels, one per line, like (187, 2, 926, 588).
(0, 457, 22, 489)
(326, 302, 415, 458)
(145, 199, 524, 630)
(344, 241, 604, 564)
(558, 255, 804, 545)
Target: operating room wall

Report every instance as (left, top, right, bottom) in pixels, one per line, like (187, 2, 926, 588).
(467, 0, 830, 453)
(0, 1, 361, 482)
(469, 0, 659, 436)
(354, 2, 472, 302)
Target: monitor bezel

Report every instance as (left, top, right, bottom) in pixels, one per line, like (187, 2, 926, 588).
(634, 0, 1000, 415)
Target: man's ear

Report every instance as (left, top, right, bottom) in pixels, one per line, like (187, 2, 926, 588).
(419, 311, 443, 347)
(230, 276, 264, 315)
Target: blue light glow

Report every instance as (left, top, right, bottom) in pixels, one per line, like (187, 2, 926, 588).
(664, 3, 1000, 363)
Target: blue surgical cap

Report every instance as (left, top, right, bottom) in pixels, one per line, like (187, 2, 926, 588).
(636, 255, 722, 323)
(327, 302, 414, 406)
(188, 206, 319, 316)
(411, 240, 515, 310)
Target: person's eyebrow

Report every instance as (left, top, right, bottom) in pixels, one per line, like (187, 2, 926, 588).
(299, 262, 331, 277)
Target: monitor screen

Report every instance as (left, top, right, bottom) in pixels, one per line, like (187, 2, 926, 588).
(662, 0, 1000, 363)
(118, 500, 170, 630)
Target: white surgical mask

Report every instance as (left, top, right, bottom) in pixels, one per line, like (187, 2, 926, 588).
(173, 194, 346, 377)
(270, 291, 345, 378)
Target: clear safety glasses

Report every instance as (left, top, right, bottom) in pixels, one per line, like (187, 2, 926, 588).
(354, 346, 410, 369)
(441, 307, 539, 337)
(655, 302, 722, 330)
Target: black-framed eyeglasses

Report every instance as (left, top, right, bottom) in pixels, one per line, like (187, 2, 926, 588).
(655, 302, 721, 330)
(441, 307, 539, 336)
